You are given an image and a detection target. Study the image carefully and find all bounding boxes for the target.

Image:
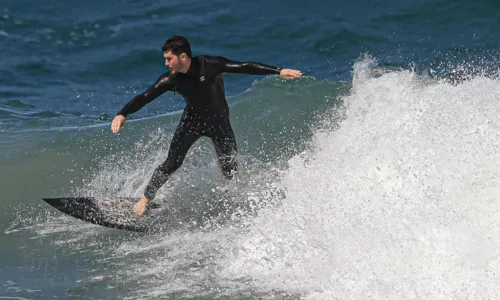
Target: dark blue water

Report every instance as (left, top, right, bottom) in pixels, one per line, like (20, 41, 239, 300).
(1, 0, 500, 299)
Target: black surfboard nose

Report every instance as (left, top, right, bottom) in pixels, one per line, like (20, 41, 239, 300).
(43, 197, 70, 211)
(41, 196, 160, 232)
(43, 197, 101, 220)
(43, 197, 74, 213)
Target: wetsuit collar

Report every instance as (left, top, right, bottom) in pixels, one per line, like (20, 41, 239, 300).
(184, 56, 199, 77)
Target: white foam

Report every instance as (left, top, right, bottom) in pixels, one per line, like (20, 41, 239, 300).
(220, 57, 500, 299)
(16, 57, 500, 299)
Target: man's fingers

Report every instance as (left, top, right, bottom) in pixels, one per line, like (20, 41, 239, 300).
(280, 69, 302, 79)
(283, 73, 301, 79)
(285, 69, 302, 78)
(111, 118, 124, 134)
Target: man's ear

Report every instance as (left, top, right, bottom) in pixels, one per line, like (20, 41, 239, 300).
(180, 53, 187, 60)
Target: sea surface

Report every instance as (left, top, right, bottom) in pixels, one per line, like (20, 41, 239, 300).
(1, 0, 500, 299)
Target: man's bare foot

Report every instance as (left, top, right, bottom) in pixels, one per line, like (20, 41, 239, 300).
(133, 196, 149, 216)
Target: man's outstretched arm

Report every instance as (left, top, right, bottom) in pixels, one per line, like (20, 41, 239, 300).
(111, 73, 174, 134)
(208, 56, 302, 79)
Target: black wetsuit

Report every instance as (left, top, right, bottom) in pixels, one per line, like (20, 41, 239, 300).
(117, 55, 282, 200)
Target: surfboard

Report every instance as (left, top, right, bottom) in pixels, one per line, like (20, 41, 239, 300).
(42, 196, 164, 232)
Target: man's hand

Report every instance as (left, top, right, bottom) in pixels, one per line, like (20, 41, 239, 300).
(133, 196, 149, 216)
(111, 115, 126, 134)
(280, 69, 302, 79)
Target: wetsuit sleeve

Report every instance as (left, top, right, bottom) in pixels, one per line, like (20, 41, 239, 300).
(209, 56, 282, 76)
(117, 73, 174, 117)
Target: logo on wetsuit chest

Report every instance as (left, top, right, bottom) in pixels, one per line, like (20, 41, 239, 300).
(200, 76, 205, 82)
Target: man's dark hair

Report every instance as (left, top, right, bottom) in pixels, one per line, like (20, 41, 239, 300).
(161, 36, 192, 57)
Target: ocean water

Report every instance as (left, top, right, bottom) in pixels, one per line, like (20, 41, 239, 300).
(1, 0, 500, 299)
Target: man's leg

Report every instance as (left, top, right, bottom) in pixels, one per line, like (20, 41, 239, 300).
(210, 119, 238, 179)
(144, 115, 200, 201)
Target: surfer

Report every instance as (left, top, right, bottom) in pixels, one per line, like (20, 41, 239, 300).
(111, 36, 302, 216)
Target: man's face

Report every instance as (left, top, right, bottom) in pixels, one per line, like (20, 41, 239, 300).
(164, 51, 185, 73)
